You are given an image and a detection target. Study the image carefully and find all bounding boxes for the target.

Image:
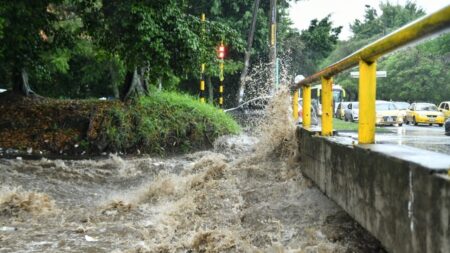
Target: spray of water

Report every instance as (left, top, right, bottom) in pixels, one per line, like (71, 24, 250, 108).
(254, 87, 296, 158)
(0, 186, 57, 218)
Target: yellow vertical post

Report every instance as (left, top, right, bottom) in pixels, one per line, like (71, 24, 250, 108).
(219, 60, 224, 108)
(358, 60, 377, 144)
(201, 13, 206, 24)
(219, 86, 223, 106)
(321, 77, 333, 136)
(200, 81, 205, 103)
(302, 86, 311, 127)
(199, 13, 206, 103)
(200, 63, 205, 103)
(293, 89, 299, 120)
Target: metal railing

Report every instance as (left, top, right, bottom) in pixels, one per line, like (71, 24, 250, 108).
(292, 5, 450, 143)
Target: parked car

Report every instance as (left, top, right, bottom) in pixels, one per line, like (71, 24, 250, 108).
(438, 101, 450, 120)
(445, 118, 450, 136)
(394, 101, 410, 122)
(344, 102, 359, 122)
(335, 102, 349, 120)
(405, 103, 445, 126)
(376, 101, 403, 126)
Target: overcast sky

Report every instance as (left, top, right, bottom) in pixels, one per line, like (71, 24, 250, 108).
(289, 0, 449, 39)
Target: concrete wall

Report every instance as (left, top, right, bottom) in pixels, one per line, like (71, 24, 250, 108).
(296, 127, 450, 253)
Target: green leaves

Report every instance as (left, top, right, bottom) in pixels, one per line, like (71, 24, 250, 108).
(350, 2, 424, 40)
(282, 15, 342, 77)
(376, 34, 450, 104)
(0, 16, 4, 40)
(0, 0, 304, 102)
(42, 48, 71, 74)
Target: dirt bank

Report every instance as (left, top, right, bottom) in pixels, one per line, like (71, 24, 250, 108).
(0, 91, 239, 157)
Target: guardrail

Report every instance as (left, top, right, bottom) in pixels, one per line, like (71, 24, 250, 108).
(292, 5, 450, 143)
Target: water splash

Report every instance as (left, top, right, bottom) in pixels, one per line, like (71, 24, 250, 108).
(254, 86, 297, 160)
(0, 186, 57, 218)
(0, 64, 384, 252)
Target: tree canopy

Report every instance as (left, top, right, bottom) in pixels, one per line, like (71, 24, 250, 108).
(9, 0, 445, 107)
(282, 15, 341, 77)
(0, 0, 256, 102)
(0, 0, 64, 95)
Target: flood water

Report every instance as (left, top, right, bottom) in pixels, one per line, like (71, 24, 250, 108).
(0, 90, 384, 252)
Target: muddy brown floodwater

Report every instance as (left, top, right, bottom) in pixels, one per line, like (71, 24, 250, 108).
(0, 90, 385, 253)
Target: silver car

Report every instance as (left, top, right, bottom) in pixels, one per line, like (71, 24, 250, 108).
(344, 102, 359, 122)
(335, 102, 349, 119)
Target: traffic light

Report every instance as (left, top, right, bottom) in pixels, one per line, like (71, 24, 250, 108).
(217, 44, 225, 59)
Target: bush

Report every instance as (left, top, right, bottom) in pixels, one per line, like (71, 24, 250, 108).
(100, 91, 240, 154)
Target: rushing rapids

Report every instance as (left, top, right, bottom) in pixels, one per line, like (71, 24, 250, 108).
(0, 89, 384, 252)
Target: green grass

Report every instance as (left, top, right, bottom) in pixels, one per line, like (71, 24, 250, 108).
(333, 118, 359, 131)
(101, 91, 240, 154)
(333, 118, 391, 133)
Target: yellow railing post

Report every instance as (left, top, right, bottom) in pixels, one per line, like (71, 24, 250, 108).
(293, 89, 299, 120)
(321, 77, 333, 136)
(291, 6, 450, 144)
(358, 60, 377, 144)
(302, 86, 311, 127)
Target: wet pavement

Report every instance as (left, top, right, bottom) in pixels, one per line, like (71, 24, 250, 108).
(340, 124, 450, 155)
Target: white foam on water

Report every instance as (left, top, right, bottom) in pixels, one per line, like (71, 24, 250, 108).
(0, 63, 384, 252)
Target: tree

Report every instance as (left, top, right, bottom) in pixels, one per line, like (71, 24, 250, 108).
(79, 0, 197, 100)
(376, 33, 450, 104)
(0, 0, 63, 96)
(237, 0, 260, 104)
(282, 15, 341, 77)
(350, 5, 383, 39)
(0, 0, 304, 103)
(78, 0, 245, 101)
(379, 1, 425, 34)
(349, 2, 424, 40)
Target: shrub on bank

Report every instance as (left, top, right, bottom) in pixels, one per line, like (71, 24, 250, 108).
(0, 91, 240, 156)
(101, 91, 240, 154)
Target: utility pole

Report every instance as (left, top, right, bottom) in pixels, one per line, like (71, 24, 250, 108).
(269, 0, 278, 91)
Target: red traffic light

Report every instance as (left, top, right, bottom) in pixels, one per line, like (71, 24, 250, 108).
(217, 44, 225, 59)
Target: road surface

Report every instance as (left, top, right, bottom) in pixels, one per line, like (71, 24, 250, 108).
(341, 124, 450, 155)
